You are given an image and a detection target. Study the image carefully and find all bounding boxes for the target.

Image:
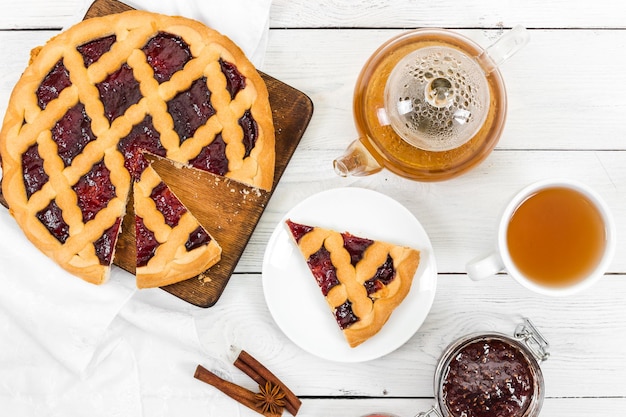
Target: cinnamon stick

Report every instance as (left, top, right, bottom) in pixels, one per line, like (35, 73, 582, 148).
(194, 365, 276, 417)
(194, 365, 256, 412)
(234, 350, 302, 416)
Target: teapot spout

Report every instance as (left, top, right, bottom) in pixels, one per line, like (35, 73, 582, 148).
(333, 139, 383, 177)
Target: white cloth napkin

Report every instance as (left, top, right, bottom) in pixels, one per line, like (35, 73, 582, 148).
(0, 0, 272, 415)
(0, 285, 240, 416)
(0, 208, 137, 374)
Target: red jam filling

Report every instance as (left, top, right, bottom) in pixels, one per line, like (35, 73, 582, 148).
(149, 181, 187, 228)
(341, 232, 373, 267)
(143, 32, 192, 83)
(188, 133, 228, 176)
(364, 255, 396, 296)
(117, 116, 166, 181)
(94, 218, 122, 266)
(77, 35, 117, 67)
(36, 60, 71, 110)
(167, 77, 215, 143)
(239, 110, 258, 158)
(51, 103, 97, 167)
(36, 200, 70, 244)
(443, 338, 535, 417)
(306, 246, 340, 296)
(185, 225, 211, 252)
(72, 160, 116, 223)
(286, 219, 314, 243)
(135, 216, 159, 267)
(22, 144, 49, 199)
(97, 63, 142, 123)
(219, 58, 246, 99)
(334, 300, 359, 330)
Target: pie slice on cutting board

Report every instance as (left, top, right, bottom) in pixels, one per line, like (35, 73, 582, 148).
(0, 10, 275, 287)
(285, 219, 421, 348)
(134, 164, 221, 288)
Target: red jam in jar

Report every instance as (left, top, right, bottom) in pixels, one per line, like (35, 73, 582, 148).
(439, 336, 541, 417)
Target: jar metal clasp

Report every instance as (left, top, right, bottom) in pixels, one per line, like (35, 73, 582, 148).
(514, 317, 550, 362)
(413, 406, 442, 417)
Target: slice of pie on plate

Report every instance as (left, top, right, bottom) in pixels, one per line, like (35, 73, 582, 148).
(0, 10, 275, 287)
(285, 219, 421, 348)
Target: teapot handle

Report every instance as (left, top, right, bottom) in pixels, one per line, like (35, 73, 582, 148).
(478, 25, 530, 74)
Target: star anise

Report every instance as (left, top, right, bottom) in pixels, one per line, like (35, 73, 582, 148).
(254, 381, 286, 416)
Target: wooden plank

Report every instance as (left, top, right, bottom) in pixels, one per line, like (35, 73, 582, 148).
(197, 274, 626, 399)
(262, 28, 626, 152)
(270, 0, 626, 29)
(3, 0, 626, 30)
(232, 397, 626, 417)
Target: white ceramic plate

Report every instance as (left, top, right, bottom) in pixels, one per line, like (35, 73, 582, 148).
(262, 187, 437, 362)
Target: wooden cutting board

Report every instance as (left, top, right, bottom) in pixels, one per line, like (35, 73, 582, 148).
(0, 0, 313, 307)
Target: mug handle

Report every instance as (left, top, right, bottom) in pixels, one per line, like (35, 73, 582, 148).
(466, 251, 504, 281)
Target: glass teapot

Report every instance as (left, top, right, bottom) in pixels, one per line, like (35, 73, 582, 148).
(333, 26, 529, 181)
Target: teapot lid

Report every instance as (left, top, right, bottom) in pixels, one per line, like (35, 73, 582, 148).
(384, 45, 490, 151)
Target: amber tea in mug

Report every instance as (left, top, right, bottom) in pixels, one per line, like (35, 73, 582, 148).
(467, 179, 615, 296)
(507, 186, 606, 287)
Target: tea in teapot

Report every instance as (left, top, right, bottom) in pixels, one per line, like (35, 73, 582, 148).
(334, 26, 529, 181)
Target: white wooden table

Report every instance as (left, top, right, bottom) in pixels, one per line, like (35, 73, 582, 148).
(2, 1, 625, 416)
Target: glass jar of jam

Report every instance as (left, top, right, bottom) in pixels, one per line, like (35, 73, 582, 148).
(418, 318, 549, 417)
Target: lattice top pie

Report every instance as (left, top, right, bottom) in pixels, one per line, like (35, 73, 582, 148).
(0, 11, 275, 287)
(286, 219, 420, 347)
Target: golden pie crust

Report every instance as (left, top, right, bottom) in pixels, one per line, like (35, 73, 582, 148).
(0, 10, 275, 286)
(287, 220, 420, 348)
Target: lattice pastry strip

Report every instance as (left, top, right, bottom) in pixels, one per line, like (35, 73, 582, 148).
(286, 220, 421, 348)
(0, 11, 275, 286)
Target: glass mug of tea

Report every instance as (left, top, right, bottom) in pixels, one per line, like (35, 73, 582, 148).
(333, 26, 529, 181)
(466, 179, 616, 296)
